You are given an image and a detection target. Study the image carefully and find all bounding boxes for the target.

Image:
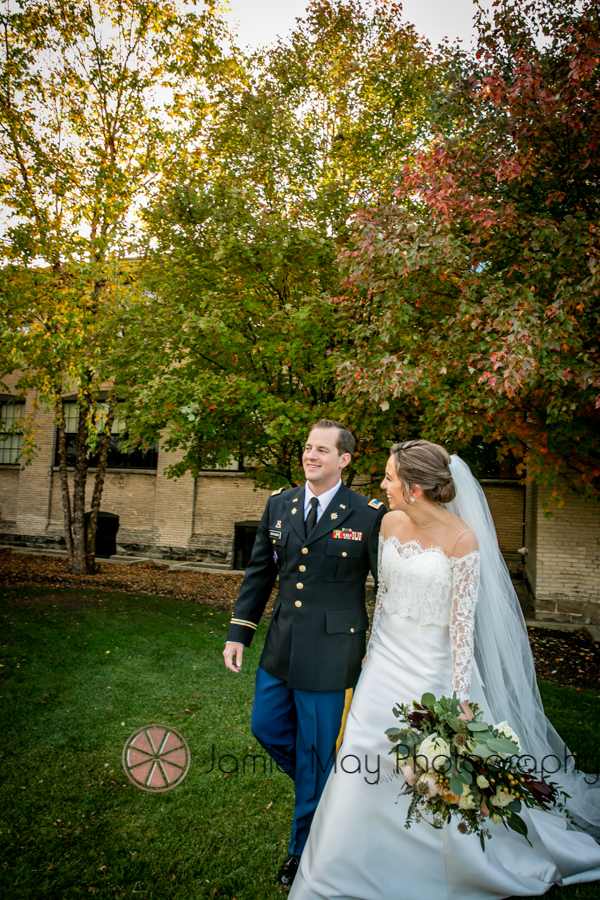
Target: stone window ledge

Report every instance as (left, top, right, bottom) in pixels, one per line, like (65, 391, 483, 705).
(196, 470, 251, 478)
(48, 467, 254, 479)
(52, 466, 158, 476)
(479, 478, 523, 486)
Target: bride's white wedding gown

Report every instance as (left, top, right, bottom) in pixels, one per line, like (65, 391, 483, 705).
(290, 536, 600, 900)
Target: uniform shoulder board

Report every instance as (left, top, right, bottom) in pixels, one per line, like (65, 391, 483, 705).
(368, 498, 384, 510)
(271, 487, 285, 496)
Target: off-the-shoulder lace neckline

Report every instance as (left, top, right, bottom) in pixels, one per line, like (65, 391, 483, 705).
(381, 534, 480, 564)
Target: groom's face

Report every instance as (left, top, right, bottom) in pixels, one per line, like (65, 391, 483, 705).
(302, 427, 350, 490)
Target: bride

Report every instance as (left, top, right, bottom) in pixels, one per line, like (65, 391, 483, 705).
(290, 440, 600, 900)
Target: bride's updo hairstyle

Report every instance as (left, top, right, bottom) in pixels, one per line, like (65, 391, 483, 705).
(390, 439, 456, 504)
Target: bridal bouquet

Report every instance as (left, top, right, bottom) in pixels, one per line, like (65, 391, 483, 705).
(386, 693, 571, 850)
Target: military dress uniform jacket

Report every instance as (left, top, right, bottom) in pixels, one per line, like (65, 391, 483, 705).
(226, 483, 386, 692)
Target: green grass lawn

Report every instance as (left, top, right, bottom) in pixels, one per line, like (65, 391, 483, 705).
(1, 586, 599, 900)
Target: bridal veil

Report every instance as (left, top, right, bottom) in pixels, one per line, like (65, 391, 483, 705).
(447, 455, 600, 838)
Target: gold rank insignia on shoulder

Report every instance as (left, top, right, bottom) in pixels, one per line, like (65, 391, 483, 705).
(291, 507, 297, 515)
(330, 512, 338, 520)
(271, 487, 284, 496)
(368, 498, 384, 509)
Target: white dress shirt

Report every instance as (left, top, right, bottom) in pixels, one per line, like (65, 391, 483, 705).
(304, 479, 342, 522)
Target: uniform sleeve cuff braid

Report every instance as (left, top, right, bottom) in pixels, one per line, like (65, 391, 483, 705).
(230, 618, 258, 631)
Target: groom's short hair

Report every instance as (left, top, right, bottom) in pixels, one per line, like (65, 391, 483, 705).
(310, 419, 355, 456)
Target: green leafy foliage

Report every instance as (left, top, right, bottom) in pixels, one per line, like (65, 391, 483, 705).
(122, 0, 435, 489)
(335, 0, 600, 506)
(0, 0, 227, 569)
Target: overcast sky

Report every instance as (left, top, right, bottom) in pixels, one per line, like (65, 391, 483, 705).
(225, 0, 491, 51)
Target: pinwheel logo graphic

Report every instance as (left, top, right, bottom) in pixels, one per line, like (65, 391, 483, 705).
(122, 724, 191, 793)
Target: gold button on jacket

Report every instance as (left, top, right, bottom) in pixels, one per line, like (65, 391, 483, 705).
(296, 582, 303, 589)
(295, 600, 302, 608)
(299, 565, 306, 572)
(301, 547, 308, 555)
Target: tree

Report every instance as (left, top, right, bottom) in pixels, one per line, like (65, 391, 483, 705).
(335, 0, 600, 505)
(0, 0, 226, 571)
(121, 0, 435, 490)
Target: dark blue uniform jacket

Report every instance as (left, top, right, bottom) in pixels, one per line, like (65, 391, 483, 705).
(226, 483, 386, 691)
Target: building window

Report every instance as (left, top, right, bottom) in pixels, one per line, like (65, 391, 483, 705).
(200, 458, 243, 472)
(54, 402, 159, 470)
(199, 457, 257, 472)
(461, 439, 522, 480)
(0, 401, 24, 465)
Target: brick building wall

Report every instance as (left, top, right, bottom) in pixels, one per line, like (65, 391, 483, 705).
(192, 473, 271, 565)
(480, 481, 525, 553)
(153, 444, 195, 553)
(524, 482, 538, 593)
(1, 374, 55, 541)
(47, 469, 157, 545)
(0, 468, 19, 528)
(529, 484, 600, 625)
(14, 388, 55, 537)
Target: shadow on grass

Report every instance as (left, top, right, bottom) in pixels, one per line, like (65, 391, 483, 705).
(0, 586, 599, 899)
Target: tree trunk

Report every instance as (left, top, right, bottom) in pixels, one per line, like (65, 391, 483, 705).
(85, 399, 116, 573)
(55, 396, 74, 567)
(70, 391, 92, 574)
(345, 466, 356, 489)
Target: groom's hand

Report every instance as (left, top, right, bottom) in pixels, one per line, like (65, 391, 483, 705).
(223, 642, 245, 673)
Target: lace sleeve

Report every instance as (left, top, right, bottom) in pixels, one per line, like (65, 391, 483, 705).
(449, 552, 480, 701)
(368, 536, 386, 651)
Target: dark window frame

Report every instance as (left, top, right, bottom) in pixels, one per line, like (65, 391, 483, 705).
(54, 401, 159, 471)
(0, 399, 25, 466)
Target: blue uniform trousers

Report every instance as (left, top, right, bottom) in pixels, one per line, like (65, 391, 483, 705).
(251, 666, 346, 856)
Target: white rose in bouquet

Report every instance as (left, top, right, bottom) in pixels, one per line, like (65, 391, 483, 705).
(490, 786, 516, 808)
(493, 721, 521, 750)
(458, 789, 478, 810)
(418, 734, 451, 771)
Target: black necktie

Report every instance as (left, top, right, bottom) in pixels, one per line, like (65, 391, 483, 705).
(305, 497, 319, 536)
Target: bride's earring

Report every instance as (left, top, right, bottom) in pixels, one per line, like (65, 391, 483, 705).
(410, 497, 415, 503)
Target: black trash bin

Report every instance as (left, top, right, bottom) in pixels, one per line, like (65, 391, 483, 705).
(234, 521, 260, 569)
(85, 511, 120, 558)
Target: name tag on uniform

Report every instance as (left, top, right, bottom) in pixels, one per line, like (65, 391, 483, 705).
(332, 529, 363, 541)
(269, 530, 282, 539)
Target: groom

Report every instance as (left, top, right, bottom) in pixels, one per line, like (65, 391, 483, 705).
(223, 419, 385, 886)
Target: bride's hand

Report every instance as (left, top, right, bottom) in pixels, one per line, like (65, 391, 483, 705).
(361, 655, 367, 669)
(458, 699, 474, 721)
